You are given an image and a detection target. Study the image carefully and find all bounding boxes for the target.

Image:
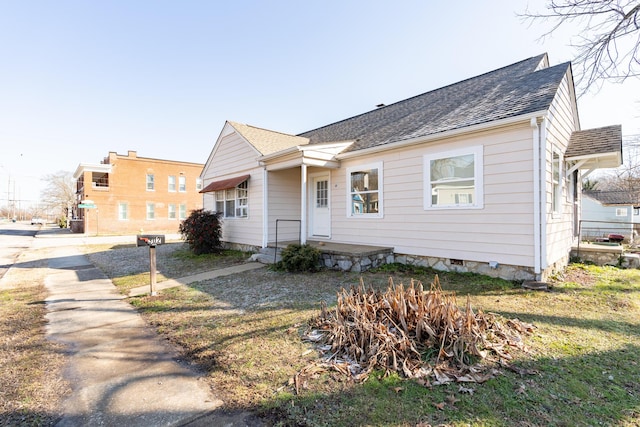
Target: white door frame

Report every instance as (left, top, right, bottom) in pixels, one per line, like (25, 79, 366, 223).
(308, 172, 331, 238)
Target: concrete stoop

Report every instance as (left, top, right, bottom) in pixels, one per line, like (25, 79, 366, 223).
(248, 247, 281, 264)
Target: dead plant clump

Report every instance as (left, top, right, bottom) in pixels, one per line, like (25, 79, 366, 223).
(296, 276, 535, 391)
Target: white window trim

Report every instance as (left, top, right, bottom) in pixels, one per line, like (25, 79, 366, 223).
(616, 208, 628, 217)
(178, 175, 186, 193)
(179, 204, 187, 220)
(146, 174, 155, 191)
(168, 203, 177, 220)
(214, 181, 248, 219)
(423, 145, 484, 210)
(346, 161, 383, 218)
(146, 202, 155, 220)
(118, 202, 128, 221)
(168, 175, 176, 192)
(552, 150, 563, 218)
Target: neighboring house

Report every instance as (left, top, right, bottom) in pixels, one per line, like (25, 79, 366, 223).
(582, 190, 640, 241)
(73, 151, 204, 235)
(200, 54, 622, 281)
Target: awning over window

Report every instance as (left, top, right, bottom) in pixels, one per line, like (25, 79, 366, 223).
(199, 174, 249, 193)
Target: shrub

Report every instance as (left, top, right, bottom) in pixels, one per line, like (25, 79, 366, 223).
(280, 243, 321, 272)
(179, 209, 223, 255)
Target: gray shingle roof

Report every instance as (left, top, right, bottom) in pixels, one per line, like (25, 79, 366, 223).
(584, 190, 640, 206)
(565, 125, 622, 158)
(299, 54, 569, 152)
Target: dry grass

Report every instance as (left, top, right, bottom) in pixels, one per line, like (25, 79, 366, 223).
(0, 249, 70, 426)
(85, 243, 640, 426)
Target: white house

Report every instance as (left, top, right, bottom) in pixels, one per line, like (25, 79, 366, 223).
(200, 54, 622, 281)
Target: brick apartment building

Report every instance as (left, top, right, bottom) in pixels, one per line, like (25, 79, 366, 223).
(72, 151, 204, 235)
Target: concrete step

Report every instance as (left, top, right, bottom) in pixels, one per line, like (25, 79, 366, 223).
(248, 247, 281, 264)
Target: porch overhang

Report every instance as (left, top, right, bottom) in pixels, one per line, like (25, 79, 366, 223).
(258, 140, 353, 171)
(566, 151, 622, 176)
(565, 125, 623, 177)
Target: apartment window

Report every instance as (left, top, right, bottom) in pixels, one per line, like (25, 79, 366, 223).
(214, 180, 248, 218)
(118, 203, 128, 220)
(552, 152, 561, 214)
(146, 174, 155, 191)
(179, 204, 187, 220)
(347, 162, 382, 217)
(179, 176, 186, 192)
(424, 146, 483, 209)
(146, 203, 155, 220)
(196, 178, 203, 191)
(168, 203, 177, 219)
(616, 208, 628, 217)
(634, 207, 640, 216)
(168, 176, 176, 192)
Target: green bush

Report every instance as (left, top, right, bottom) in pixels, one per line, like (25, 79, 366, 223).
(179, 209, 223, 255)
(58, 217, 67, 228)
(280, 243, 321, 272)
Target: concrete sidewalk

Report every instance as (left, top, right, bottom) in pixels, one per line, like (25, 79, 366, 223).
(128, 262, 265, 297)
(43, 245, 262, 426)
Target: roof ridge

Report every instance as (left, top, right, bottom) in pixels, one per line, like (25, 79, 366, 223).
(229, 120, 300, 138)
(298, 53, 548, 137)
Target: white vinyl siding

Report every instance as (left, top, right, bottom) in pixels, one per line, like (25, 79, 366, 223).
(201, 127, 264, 246)
(544, 72, 579, 269)
(329, 123, 537, 268)
(267, 168, 301, 243)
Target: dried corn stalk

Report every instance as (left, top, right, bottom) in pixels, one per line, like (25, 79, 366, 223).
(302, 276, 534, 386)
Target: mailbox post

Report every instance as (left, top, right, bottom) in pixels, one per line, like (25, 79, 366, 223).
(136, 235, 166, 296)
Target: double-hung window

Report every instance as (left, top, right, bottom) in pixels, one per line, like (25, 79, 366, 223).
(347, 162, 383, 217)
(146, 174, 155, 191)
(215, 181, 248, 218)
(168, 176, 176, 192)
(118, 203, 128, 220)
(146, 203, 155, 220)
(168, 203, 177, 219)
(179, 176, 186, 192)
(424, 146, 483, 209)
(179, 204, 187, 220)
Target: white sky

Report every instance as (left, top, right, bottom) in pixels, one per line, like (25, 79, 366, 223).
(1, 0, 638, 206)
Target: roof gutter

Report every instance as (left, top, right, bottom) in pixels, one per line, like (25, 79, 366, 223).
(336, 110, 548, 160)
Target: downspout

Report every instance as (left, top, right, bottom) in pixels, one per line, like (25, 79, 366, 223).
(531, 117, 542, 276)
(262, 167, 268, 248)
(301, 164, 307, 244)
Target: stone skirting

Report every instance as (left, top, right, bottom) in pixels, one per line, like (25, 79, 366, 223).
(321, 250, 394, 273)
(395, 253, 537, 282)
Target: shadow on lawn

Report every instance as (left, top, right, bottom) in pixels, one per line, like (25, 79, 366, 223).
(257, 343, 640, 426)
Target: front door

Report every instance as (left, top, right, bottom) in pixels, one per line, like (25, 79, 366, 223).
(311, 174, 330, 237)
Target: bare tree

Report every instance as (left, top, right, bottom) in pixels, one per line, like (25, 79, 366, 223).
(522, 1, 640, 93)
(40, 171, 75, 218)
(596, 138, 640, 200)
